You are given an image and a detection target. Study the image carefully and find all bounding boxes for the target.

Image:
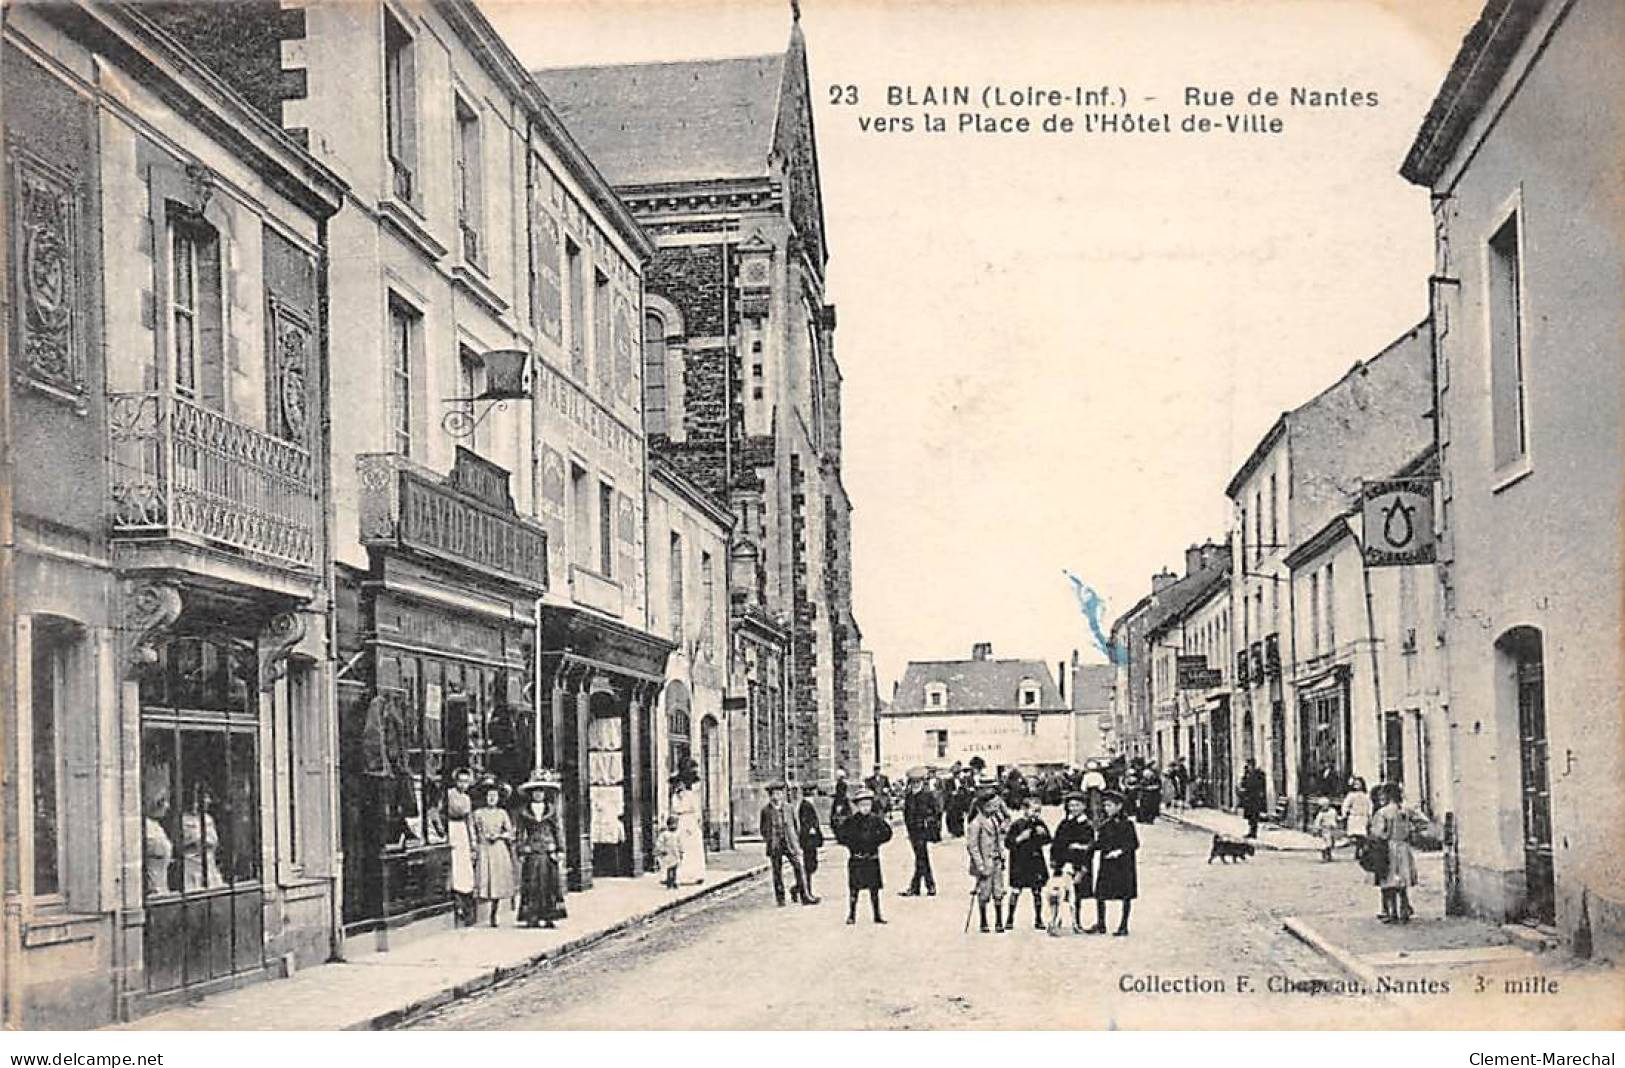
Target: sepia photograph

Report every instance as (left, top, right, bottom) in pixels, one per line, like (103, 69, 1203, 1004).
(0, 0, 1621, 1041)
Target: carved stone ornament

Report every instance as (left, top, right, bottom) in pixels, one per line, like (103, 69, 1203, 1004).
(121, 581, 184, 677)
(257, 611, 307, 693)
(269, 298, 313, 442)
(10, 146, 85, 400)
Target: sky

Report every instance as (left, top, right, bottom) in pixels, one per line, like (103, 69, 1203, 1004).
(485, 0, 1484, 694)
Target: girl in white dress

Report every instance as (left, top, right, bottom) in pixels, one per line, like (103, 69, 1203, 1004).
(670, 777, 707, 885)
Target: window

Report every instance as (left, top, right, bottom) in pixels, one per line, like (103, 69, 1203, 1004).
(925, 683, 946, 709)
(1022, 716, 1038, 737)
(166, 215, 223, 409)
(1269, 473, 1278, 547)
(1309, 571, 1321, 656)
(928, 729, 948, 760)
(1324, 563, 1336, 652)
(1488, 213, 1528, 468)
(643, 313, 668, 436)
(566, 240, 585, 380)
(458, 345, 485, 455)
(570, 462, 590, 568)
(1253, 490, 1263, 563)
(1238, 509, 1248, 573)
(455, 96, 483, 263)
(669, 531, 685, 645)
(30, 622, 67, 897)
(383, 9, 416, 201)
(599, 482, 614, 576)
(700, 551, 716, 656)
(593, 269, 611, 395)
(388, 298, 417, 455)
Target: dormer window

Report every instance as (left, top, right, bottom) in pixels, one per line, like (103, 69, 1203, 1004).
(1019, 679, 1040, 708)
(925, 683, 947, 709)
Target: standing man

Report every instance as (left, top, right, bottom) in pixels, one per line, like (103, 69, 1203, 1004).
(796, 782, 825, 902)
(965, 786, 1007, 933)
(865, 765, 891, 817)
(837, 786, 893, 924)
(901, 769, 943, 896)
(760, 782, 818, 906)
(1239, 759, 1267, 839)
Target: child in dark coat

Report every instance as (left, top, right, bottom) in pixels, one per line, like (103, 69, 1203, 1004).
(1050, 791, 1096, 933)
(1003, 794, 1052, 931)
(1086, 790, 1139, 936)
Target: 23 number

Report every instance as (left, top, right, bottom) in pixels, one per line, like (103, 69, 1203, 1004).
(829, 84, 858, 105)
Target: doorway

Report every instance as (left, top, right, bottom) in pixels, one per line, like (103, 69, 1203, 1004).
(1500, 628, 1554, 925)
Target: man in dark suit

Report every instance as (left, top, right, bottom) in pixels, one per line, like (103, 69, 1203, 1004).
(760, 782, 817, 906)
(900, 770, 942, 896)
(1239, 760, 1268, 838)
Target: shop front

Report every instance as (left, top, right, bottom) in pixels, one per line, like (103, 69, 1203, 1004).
(1296, 665, 1353, 805)
(340, 450, 548, 936)
(537, 608, 673, 889)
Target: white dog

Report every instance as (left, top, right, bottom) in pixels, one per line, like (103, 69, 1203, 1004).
(1042, 863, 1076, 937)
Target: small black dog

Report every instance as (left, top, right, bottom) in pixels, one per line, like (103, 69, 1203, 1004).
(1208, 834, 1256, 863)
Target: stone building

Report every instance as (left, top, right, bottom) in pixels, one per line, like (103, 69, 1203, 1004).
(1224, 321, 1432, 822)
(533, 13, 863, 798)
(646, 459, 735, 849)
(1141, 546, 1231, 792)
(149, 0, 672, 940)
(2, 1, 344, 1024)
(1108, 590, 1157, 761)
(1401, 0, 1623, 955)
(882, 645, 1070, 776)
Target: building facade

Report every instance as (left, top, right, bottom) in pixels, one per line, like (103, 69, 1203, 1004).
(1401, 0, 1624, 955)
(1108, 591, 1156, 761)
(3, 1, 345, 1025)
(534, 14, 863, 796)
(647, 460, 734, 850)
(1068, 654, 1113, 766)
(1224, 322, 1432, 822)
(881, 646, 1070, 776)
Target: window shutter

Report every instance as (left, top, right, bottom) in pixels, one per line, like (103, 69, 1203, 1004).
(62, 639, 99, 911)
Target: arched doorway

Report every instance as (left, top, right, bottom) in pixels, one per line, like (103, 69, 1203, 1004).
(1498, 626, 1554, 925)
(700, 714, 722, 850)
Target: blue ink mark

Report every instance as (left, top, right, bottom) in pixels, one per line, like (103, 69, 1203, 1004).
(1064, 570, 1126, 665)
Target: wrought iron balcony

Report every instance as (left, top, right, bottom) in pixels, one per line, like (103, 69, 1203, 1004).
(1264, 632, 1282, 675)
(108, 391, 317, 569)
(1235, 648, 1250, 686)
(1249, 641, 1265, 682)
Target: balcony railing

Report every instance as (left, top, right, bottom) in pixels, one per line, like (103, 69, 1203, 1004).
(108, 391, 317, 568)
(1249, 641, 1265, 683)
(1264, 632, 1282, 675)
(1235, 648, 1250, 686)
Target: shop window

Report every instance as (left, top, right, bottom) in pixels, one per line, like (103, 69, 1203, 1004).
(139, 637, 262, 900)
(928, 729, 948, 760)
(1488, 212, 1528, 469)
(643, 312, 668, 436)
(29, 620, 73, 898)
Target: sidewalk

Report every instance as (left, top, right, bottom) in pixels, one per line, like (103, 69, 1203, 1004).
(1159, 803, 1323, 852)
(116, 850, 767, 1031)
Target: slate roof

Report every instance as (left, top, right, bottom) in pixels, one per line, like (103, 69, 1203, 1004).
(533, 55, 785, 187)
(1070, 663, 1114, 712)
(890, 659, 1067, 716)
(1143, 555, 1233, 640)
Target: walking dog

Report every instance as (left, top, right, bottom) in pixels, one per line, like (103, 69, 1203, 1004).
(1207, 834, 1256, 863)
(1042, 864, 1076, 935)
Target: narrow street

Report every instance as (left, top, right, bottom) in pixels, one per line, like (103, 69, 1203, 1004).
(409, 816, 1400, 1030)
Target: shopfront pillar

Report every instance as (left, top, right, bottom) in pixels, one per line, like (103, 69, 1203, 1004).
(571, 672, 593, 890)
(626, 684, 646, 875)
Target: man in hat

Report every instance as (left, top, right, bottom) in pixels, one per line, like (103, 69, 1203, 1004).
(900, 768, 942, 896)
(1238, 759, 1267, 839)
(759, 781, 817, 906)
(836, 785, 892, 924)
(965, 782, 1007, 932)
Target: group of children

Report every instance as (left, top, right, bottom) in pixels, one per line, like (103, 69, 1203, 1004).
(966, 786, 1140, 937)
(1308, 776, 1430, 924)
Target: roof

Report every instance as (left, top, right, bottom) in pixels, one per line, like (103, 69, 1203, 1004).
(1224, 320, 1431, 498)
(1400, 0, 1545, 187)
(1070, 663, 1114, 712)
(1144, 555, 1233, 640)
(534, 54, 785, 187)
(889, 658, 1066, 715)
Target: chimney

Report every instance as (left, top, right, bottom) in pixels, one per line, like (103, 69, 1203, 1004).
(1058, 662, 1067, 704)
(1201, 539, 1225, 569)
(1151, 568, 1177, 593)
(1184, 543, 1204, 577)
(971, 642, 992, 661)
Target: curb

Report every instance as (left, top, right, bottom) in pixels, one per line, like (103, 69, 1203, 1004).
(1282, 916, 1382, 993)
(356, 862, 770, 1031)
(1160, 810, 1321, 853)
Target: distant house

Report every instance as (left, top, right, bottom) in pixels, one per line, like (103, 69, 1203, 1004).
(881, 644, 1069, 776)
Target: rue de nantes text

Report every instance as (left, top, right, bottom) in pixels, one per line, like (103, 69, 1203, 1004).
(831, 83, 1380, 138)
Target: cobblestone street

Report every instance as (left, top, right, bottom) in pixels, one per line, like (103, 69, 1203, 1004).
(407, 815, 1614, 1030)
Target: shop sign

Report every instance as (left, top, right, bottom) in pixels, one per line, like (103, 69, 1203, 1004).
(1177, 655, 1223, 691)
(398, 471, 549, 591)
(1361, 478, 1436, 566)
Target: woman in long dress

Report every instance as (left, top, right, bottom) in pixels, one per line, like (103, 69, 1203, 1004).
(471, 783, 517, 927)
(515, 781, 567, 928)
(445, 768, 477, 925)
(671, 777, 706, 885)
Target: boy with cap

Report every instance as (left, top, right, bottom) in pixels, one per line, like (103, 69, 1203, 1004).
(759, 781, 817, 907)
(965, 783, 1007, 933)
(1087, 789, 1139, 936)
(836, 786, 893, 924)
